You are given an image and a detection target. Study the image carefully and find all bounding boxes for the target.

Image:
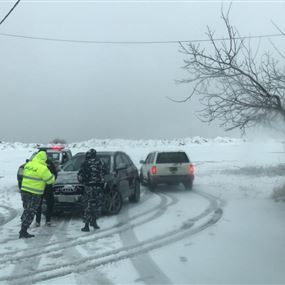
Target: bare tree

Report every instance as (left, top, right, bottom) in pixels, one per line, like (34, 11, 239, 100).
(176, 6, 285, 133)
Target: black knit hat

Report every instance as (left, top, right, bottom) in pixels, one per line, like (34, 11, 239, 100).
(86, 148, 97, 159)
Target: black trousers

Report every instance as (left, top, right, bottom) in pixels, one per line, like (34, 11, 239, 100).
(83, 186, 104, 224)
(36, 186, 54, 223)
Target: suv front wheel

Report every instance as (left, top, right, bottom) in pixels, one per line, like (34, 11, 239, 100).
(104, 187, 123, 215)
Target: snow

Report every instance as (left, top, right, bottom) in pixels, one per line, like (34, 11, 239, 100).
(0, 137, 285, 284)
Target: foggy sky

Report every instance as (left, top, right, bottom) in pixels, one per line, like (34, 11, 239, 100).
(0, 1, 285, 143)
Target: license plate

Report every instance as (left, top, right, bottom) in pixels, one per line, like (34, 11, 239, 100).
(57, 195, 78, 203)
(169, 167, 178, 173)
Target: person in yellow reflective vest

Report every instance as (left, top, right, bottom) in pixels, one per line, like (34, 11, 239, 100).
(19, 151, 55, 238)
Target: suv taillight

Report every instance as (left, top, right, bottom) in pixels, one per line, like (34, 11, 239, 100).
(188, 164, 195, 175)
(151, 166, 157, 175)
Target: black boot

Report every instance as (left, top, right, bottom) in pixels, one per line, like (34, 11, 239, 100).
(19, 227, 35, 239)
(90, 219, 100, 230)
(81, 223, 90, 232)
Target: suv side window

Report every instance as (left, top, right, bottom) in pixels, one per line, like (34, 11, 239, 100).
(66, 150, 72, 160)
(149, 153, 155, 164)
(115, 154, 124, 169)
(62, 151, 70, 164)
(121, 153, 132, 167)
(145, 153, 152, 164)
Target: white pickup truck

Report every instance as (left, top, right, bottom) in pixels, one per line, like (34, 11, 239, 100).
(139, 151, 195, 190)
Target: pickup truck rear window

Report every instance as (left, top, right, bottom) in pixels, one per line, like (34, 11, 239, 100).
(156, 152, 189, 164)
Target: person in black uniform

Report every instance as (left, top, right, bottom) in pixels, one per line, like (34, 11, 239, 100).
(77, 148, 107, 232)
(35, 152, 58, 226)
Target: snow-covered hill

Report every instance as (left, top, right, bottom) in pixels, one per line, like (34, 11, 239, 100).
(0, 136, 246, 150)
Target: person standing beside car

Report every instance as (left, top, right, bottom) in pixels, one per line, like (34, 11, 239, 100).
(35, 153, 58, 227)
(19, 151, 55, 238)
(77, 148, 107, 232)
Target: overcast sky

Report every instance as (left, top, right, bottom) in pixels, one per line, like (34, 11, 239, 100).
(0, 0, 285, 143)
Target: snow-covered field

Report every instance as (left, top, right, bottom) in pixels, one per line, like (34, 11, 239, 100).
(0, 137, 285, 284)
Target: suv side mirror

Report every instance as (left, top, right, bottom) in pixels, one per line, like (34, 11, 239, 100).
(116, 162, 127, 171)
(139, 160, 145, 164)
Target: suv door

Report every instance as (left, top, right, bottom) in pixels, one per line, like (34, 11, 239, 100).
(121, 153, 136, 194)
(114, 153, 129, 198)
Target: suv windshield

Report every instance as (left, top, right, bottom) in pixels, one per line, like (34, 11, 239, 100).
(156, 152, 189, 164)
(62, 154, 111, 173)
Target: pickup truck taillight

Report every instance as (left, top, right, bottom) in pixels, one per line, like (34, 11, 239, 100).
(188, 164, 195, 175)
(151, 166, 157, 175)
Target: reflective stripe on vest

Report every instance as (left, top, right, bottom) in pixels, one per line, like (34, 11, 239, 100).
(22, 174, 54, 183)
(21, 185, 44, 195)
(22, 175, 43, 182)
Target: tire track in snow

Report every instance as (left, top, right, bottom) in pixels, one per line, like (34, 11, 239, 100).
(0, 187, 149, 245)
(0, 190, 223, 284)
(60, 216, 114, 285)
(0, 189, 168, 264)
(7, 219, 67, 285)
(0, 191, 173, 283)
(0, 205, 18, 227)
(118, 189, 178, 284)
(0, 185, 19, 228)
(118, 186, 223, 285)
(0, 213, 5, 226)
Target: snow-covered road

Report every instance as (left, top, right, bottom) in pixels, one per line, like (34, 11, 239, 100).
(0, 138, 285, 284)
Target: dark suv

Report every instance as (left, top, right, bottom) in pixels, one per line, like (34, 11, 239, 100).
(53, 151, 140, 215)
(17, 146, 72, 189)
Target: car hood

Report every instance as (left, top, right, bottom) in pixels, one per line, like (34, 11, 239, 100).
(55, 171, 113, 185)
(55, 171, 79, 185)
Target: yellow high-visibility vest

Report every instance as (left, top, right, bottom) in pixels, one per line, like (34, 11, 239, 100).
(21, 151, 55, 195)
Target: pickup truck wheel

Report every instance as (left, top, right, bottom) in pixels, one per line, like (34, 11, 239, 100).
(184, 181, 193, 190)
(147, 174, 157, 191)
